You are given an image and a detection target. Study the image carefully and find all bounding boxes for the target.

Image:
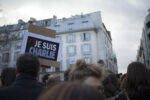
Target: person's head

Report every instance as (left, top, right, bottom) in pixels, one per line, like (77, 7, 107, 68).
(122, 62, 150, 97)
(46, 77, 61, 88)
(97, 60, 105, 67)
(69, 59, 102, 91)
(38, 82, 105, 100)
(42, 74, 50, 85)
(64, 67, 71, 81)
(1, 67, 16, 87)
(16, 53, 40, 77)
(116, 73, 122, 79)
(99, 67, 112, 83)
(98, 60, 104, 64)
(102, 74, 119, 98)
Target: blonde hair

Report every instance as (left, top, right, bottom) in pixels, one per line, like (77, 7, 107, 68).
(69, 59, 102, 82)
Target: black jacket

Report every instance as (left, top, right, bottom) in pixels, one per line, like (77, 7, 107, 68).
(0, 74, 44, 100)
(114, 90, 150, 100)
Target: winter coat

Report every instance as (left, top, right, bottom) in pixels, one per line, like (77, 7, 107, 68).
(0, 74, 44, 100)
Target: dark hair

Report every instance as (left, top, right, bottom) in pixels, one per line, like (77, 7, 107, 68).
(1, 67, 16, 87)
(64, 67, 71, 81)
(38, 82, 105, 100)
(16, 53, 40, 77)
(69, 59, 101, 82)
(102, 74, 119, 98)
(97, 60, 104, 64)
(42, 74, 50, 84)
(116, 73, 122, 79)
(122, 62, 150, 98)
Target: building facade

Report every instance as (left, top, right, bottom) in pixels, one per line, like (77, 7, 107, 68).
(0, 11, 118, 74)
(137, 10, 150, 68)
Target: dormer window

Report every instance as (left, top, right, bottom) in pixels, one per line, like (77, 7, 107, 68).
(54, 25, 60, 27)
(68, 23, 74, 31)
(82, 21, 88, 28)
(44, 21, 48, 26)
(68, 23, 74, 25)
(20, 25, 24, 29)
(82, 21, 88, 23)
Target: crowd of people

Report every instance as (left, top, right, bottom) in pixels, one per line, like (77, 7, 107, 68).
(0, 53, 150, 100)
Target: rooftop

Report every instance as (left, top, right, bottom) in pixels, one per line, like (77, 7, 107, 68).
(0, 11, 102, 33)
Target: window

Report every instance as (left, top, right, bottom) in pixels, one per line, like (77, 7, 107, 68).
(67, 46, 76, 56)
(82, 44, 91, 55)
(8, 34, 12, 40)
(2, 53, 9, 63)
(50, 66, 56, 72)
(146, 22, 150, 28)
(67, 34, 75, 43)
(4, 43, 11, 50)
(17, 32, 24, 39)
(54, 25, 60, 27)
(55, 67, 60, 72)
(54, 25, 61, 32)
(20, 25, 24, 29)
(67, 58, 76, 68)
(45, 68, 51, 72)
(82, 21, 88, 23)
(56, 36, 61, 40)
(46, 67, 56, 72)
(33, 22, 36, 25)
(82, 21, 88, 28)
(44, 21, 48, 26)
(84, 57, 92, 63)
(8, 25, 13, 29)
(68, 23, 74, 30)
(16, 41, 22, 49)
(148, 33, 150, 40)
(81, 33, 90, 41)
(68, 23, 74, 25)
(14, 51, 20, 61)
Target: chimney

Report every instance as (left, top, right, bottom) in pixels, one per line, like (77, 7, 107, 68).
(28, 17, 36, 23)
(53, 15, 57, 20)
(51, 15, 57, 24)
(18, 19, 25, 24)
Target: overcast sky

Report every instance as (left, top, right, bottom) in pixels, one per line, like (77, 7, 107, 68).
(0, 0, 149, 73)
